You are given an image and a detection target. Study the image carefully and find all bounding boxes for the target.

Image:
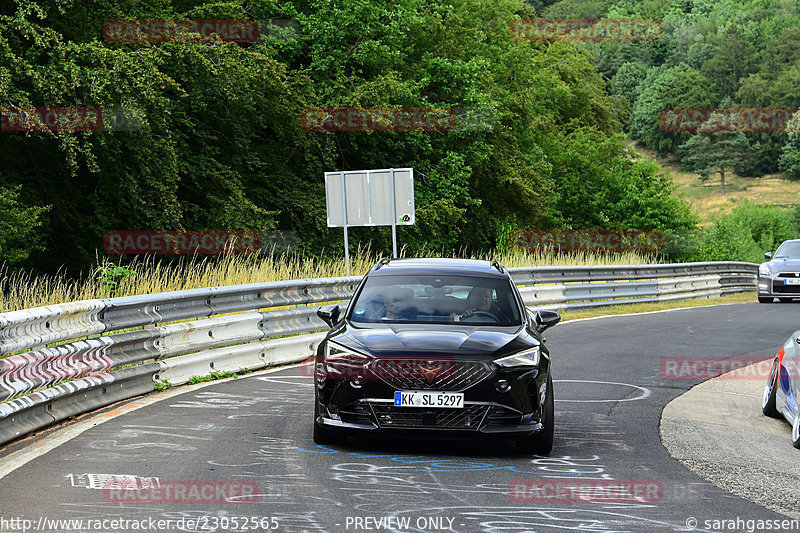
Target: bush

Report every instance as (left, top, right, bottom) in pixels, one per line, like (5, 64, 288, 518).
(690, 201, 798, 262)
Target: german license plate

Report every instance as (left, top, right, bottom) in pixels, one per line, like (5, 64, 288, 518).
(785, 278, 800, 285)
(394, 391, 464, 408)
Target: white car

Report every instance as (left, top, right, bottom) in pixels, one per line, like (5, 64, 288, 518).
(762, 331, 800, 448)
(758, 239, 800, 303)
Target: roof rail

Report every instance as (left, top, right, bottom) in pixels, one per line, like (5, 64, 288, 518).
(491, 260, 505, 273)
(374, 257, 392, 270)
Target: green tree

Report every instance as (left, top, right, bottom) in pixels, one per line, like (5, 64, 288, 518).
(700, 25, 757, 97)
(779, 112, 800, 179)
(611, 61, 646, 111)
(549, 126, 696, 232)
(541, 0, 606, 18)
(630, 64, 715, 155)
(678, 113, 759, 195)
(0, 186, 49, 265)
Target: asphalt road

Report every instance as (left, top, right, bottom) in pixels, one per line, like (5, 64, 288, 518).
(1, 302, 798, 533)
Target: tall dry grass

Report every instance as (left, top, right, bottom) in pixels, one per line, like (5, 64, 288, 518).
(0, 248, 657, 313)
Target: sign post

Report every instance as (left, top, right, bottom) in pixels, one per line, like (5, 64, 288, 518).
(339, 170, 350, 274)
(324, 168, 415, 274)
(390, 168, 397, 258)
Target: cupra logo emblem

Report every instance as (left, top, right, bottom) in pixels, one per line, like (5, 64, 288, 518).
(419, 360, 441, 384)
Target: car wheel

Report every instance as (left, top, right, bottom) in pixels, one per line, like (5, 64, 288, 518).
(762, 359, 781, 418)
(313, 398, 344, 445)
(793, 414, 800, 449)
(517, 376, 554, 455)
(758, 296, 773, 303)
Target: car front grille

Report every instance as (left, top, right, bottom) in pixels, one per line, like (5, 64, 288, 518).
(777, 272, 800, 278)
(772, 280, 800, 294)
(369, 403, 489, 430)
(369, 358, 493, 391)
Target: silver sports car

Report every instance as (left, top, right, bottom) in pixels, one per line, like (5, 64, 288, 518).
(762, 331, 800, 448)
(758, 239, 800, 303)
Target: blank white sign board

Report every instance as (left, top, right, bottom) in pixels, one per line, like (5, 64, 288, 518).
(325, 168, 414, 227)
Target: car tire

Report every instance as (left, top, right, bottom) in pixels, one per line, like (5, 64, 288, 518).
(762, 359, 781, 418)
(517, 376, 554, 455)
(758, 296, 773, 303)
(313, 399, 344, 445)
(793, 414, 800, 449)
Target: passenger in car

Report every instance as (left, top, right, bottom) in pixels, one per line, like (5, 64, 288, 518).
(382, 287, 417, 320)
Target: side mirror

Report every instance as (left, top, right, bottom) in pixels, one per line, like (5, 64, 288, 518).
(535, 309, 561, 333)
(765, 252, 773, 261)
(317, 304, 341, 327)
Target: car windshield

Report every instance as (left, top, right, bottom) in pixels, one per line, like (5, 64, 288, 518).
(348, 274, 522, 326)
(774, 242, 800, 258)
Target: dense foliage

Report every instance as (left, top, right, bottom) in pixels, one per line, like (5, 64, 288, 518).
(1, 0, 700, 273)
(539, 0, 800, 178)
(689, 201, 800, 263)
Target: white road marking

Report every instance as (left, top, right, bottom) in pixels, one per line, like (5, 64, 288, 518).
(67, 473, 159, 489)
(554, 380, 652, 403)
(0, 363, 304, 480)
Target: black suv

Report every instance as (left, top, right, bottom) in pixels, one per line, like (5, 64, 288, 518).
(312, 258, 560, 454)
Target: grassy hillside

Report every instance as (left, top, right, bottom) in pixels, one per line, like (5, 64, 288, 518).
(631, 142, 800, 226)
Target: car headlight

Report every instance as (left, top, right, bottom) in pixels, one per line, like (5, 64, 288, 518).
(494, 346, 541, 368)
(759, 264, 771, 276)
(321, 342, 371, 380)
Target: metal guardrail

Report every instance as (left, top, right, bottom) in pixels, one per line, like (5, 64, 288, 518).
(510, 262, 757, 310)
(0, 261, 757, 446)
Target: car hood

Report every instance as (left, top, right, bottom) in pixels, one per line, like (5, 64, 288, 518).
(333, 323, 535, 359)
(765, 258, 800, 272)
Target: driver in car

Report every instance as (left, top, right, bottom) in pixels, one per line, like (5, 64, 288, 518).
(457, 286, 504, 322)
(467, 286, 493, 312)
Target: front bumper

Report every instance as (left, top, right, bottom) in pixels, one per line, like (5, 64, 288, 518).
(758, 275, 800, 297)
(315, 362, 549, 437)
(316, 400, 544, 436)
